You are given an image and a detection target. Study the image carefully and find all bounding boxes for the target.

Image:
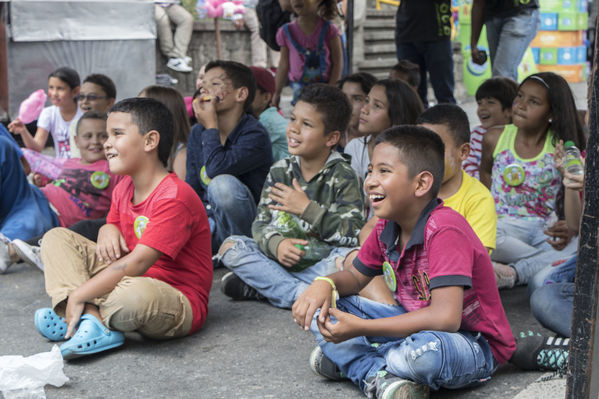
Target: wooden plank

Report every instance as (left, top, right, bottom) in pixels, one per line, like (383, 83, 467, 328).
(565, 16, 599, 399)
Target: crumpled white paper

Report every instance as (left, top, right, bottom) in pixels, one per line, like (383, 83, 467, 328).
(0, 345, 69, 399)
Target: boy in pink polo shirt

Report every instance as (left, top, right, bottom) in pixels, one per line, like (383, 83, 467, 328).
(292, 126, 515, 398)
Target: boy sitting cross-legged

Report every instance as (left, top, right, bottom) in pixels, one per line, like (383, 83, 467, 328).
(35, 98, 212, 359)
(292, 126, 515, 398)
(218, 84, 366, 308)
(187, 60, 273, 254)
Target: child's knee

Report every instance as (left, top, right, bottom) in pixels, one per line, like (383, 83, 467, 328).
(386, 332, 443, 383)
(219, 236, 255, 267)
(207, 175, 249, 210)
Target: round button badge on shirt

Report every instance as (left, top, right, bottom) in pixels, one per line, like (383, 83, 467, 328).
(503, 163, 525, 187)
(382, 261, 397, 292)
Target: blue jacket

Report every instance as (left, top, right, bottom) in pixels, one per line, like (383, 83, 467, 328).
(186, 113, 273, 214)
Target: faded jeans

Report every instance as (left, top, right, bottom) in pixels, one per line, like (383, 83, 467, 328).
(491, 216, 578, 285)
(220, 235, 354, 308)
(207, 174, 257, 253)
(310, 296, 497, 392)
(529, 255, 577, 337)
(485, 8, 540, 81)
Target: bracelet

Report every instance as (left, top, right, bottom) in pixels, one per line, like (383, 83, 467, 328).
(314, 276, 338, 308)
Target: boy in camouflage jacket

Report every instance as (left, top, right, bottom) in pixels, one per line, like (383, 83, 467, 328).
(218, 84, 366, 308)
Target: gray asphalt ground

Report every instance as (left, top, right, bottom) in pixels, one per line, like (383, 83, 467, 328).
(0, 83, 587, 398)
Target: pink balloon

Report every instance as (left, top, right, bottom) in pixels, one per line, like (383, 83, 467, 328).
(18, 89, 47, 124)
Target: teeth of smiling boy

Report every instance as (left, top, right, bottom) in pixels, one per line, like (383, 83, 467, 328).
(369, 194, 385, 201)
(289, 138, 298, 144)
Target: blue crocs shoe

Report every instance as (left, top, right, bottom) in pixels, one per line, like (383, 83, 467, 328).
(60, 314, 125, 360)
(35, 308, 67, 341)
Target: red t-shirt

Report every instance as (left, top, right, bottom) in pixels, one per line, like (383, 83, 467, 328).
(107, 174, 213, 333)
(354, 199, 516, 364)
(41, 158, 120, 227)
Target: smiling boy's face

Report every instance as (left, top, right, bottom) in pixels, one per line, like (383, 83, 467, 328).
(365, 142, 415, 221)
(104, 112, 145, 175)
(476, 96, 511, 129)
(75, 118, 108, 164)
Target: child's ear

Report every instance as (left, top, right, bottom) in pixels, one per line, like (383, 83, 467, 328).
(326, 130, 341, 148)
(73, 134, 81, 149)
(458, 142, 470, 162)
(414, 171, 434, 198)
(235, 86, 249, 103)
(144, 130, 160, 153)
(72, 86, 80, 98)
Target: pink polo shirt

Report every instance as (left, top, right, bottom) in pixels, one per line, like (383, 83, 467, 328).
(354, 199, 516, 364)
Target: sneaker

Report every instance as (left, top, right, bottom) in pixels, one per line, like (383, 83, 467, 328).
(220, 271, 264, 300)
(309, 346, 345, 380)
(167, 57, 192, 73)
(183, 56, 192, 65)
(11, 239, 44, 271)
(0, 238, 11, 274)
(364, 370, 429, 399)
(511, 331, 569, 372)
(493, 261, 516, 289)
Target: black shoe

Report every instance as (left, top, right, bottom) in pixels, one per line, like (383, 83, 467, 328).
(220, 272, 264, 300)
(511, 331, 569, 372)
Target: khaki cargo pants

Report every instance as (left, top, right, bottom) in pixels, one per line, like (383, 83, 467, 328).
(41, 227, 193, 339)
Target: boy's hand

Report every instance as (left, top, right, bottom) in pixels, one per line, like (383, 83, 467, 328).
(317, 308, 361, 343)
(7, 118, 26, 135)
(544, 220, 573, 250)
(277, 238, 308, 267)
(64, 290, 85, 339)
(97, 224, 129, 264)
(292, 279, 334, 331)
(192, 96, 218, 130)
(268, 179, 310, 216)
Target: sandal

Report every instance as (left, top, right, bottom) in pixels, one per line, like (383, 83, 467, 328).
(60, 314, 125, 360)
(34, 308, 67, 341)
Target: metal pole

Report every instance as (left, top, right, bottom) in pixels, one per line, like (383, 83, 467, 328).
(565, 15, 599, 399)
(346, 0, 354, 74)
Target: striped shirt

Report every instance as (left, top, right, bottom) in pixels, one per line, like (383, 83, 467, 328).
(463, 125, 486, 180)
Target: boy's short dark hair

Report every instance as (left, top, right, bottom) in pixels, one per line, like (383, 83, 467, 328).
(76, 110, 107, 135)
(416, 103, 471, 145)
(83, 74, 117, 99)
(205, 60, 256, 112)
(374, 125, 445, 197)
(297, 83, 351, 135)
(337, 72, 378, 96)
(475, 77, 518, 110)
(391, 60, 421, 89)
(109, 98, 174, 167)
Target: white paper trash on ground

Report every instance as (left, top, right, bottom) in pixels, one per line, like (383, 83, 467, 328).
(0, 345, 69, 399)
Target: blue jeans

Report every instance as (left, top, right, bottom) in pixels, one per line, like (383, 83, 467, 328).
(485, 8, 540, 81)
(206, 174, 257, 253)
(528, 254, 576, 337)
(395, 38, 456, 105)
(220, 235, 354, 308)
(530, 282, 574, 338)
(0, 137, 58, 240)
(311, 296, 497, 392)
(491, 217, 578, 285)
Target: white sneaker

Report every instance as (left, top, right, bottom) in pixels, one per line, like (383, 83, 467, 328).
(12, 239, 44, 272)
(0, 236, 11, 274)
(183, 56, 192, 65)
(167, 57, 192, 73)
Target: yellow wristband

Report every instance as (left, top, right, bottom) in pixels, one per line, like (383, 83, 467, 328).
(314, 276, 338, 308)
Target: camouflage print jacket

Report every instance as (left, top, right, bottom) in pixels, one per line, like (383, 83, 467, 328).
(252, 151, 366, 260)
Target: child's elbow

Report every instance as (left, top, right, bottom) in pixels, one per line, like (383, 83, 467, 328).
(435, 313, 462, 333)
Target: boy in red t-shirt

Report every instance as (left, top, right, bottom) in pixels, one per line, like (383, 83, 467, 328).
(35, 98, 212, 359)
(292, 126, 515, 398)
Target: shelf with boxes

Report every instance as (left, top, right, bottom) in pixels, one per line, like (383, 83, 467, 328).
(531, 0, 589, 82)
